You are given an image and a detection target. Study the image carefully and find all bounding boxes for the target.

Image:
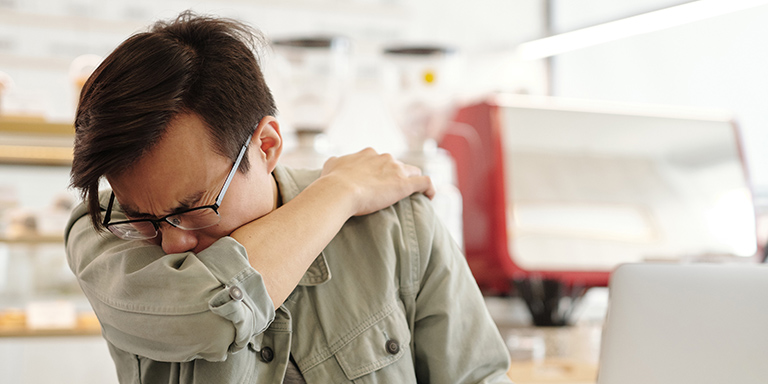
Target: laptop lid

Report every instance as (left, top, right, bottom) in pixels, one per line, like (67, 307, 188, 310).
(597, 263, 768, 384)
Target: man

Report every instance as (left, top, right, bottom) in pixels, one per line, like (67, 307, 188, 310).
(66, 11, 512, 383)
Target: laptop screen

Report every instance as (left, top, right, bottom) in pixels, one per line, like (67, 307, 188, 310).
(597, 263, 768, 384)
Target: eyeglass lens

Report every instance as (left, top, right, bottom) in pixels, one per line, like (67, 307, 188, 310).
(107, 207, 221, 240)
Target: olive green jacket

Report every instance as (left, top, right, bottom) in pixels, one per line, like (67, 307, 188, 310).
(65, 165, 513, 383)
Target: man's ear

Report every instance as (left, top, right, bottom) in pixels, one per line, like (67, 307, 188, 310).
(252, 116, 283, 173)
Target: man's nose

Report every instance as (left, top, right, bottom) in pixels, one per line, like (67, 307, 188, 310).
(159, 224, 199, 254)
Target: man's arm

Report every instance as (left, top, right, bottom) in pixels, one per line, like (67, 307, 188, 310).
(237, 148, 434, 309)
(66, 148, 433, 362)
(66, 219, 261, 362)
(407, 195, 513, 383)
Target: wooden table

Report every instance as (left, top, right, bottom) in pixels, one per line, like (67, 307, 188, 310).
(501, 324, 601, 383)
(508, 358, 598, 383)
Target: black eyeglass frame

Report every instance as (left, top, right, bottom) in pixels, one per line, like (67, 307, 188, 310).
(102, 133, 253, 239)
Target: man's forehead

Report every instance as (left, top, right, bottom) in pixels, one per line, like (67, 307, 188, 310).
(106, 115, 228, 217)
(112, 185, 208, 218)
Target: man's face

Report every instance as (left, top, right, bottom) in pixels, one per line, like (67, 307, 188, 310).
(107, 113, 281, 254)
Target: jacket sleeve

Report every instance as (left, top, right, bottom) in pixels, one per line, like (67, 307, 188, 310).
(407, 195, 513, 383)
(64, 192, 275, 363)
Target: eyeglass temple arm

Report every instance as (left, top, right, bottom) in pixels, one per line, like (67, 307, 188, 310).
(103, 192, 116, 226)
(215, 133, 253, 207)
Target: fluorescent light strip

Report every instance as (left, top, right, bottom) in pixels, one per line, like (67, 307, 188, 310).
(518, 0, 768, 60)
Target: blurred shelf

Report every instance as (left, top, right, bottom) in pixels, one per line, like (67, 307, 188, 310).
(0, 234, 64, 244)
(0, 145, 72, 166)
(0, 326, 101, 338)
(0, 117, 74, 165)
(0, 117, 74, 135)
(0, 312, 101, 338)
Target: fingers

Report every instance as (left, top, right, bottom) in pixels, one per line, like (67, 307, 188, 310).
(375, 154, 435, 199)
(411, 175, 436, 200)
(397, 163, 435, 199)
(400, 162, 423, 178)
(321, 147, 435, 198)
(325, 155, 339, 164)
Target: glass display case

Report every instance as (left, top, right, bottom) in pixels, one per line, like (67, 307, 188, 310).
(0, 117, 99, 337)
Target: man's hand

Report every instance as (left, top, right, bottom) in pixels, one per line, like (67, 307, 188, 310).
(231, 148, 433, 309)
(320, 148, 435, 216)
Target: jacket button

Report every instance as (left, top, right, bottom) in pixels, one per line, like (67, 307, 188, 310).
(229, 286, 243, 301)
(385, 339, 400, 355)
(260, 346, 274, 362)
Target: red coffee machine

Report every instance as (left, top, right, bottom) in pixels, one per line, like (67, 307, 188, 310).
(440, 94, 756, 295)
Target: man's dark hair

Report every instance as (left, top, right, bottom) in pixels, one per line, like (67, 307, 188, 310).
(71, 11, 277, 229)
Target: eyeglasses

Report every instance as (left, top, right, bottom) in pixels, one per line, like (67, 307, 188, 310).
(103, 134, 253, 240)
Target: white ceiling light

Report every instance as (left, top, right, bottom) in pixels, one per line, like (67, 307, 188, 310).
(518, 0, 768, 60)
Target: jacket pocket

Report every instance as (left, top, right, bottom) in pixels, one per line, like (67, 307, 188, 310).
(333, 302, 417, 382)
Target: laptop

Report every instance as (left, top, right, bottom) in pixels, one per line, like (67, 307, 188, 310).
(597, 263, 768, 384)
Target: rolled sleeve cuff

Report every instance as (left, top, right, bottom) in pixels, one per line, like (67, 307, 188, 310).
(68, 212, 275, 362)
(201, 237, 275, 354)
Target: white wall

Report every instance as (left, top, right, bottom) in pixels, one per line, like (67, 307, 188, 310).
(550, 2, 768, 194)
(0, 0, 545, 124)
(0, 336, 118, 384)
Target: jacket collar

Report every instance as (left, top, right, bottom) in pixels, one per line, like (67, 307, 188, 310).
(273, 164, 332, 287)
